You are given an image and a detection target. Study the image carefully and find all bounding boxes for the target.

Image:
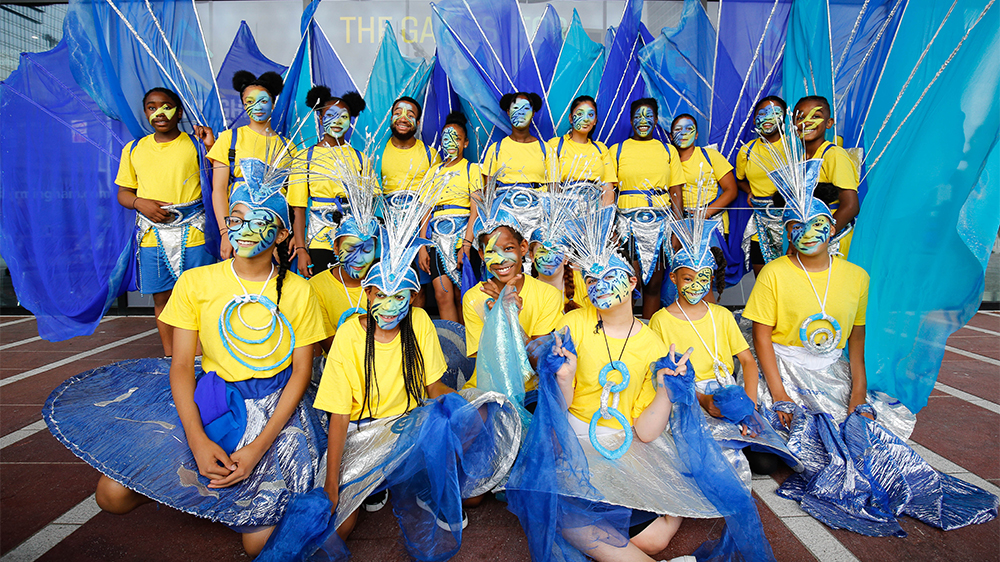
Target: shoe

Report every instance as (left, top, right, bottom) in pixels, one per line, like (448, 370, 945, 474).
(415, 496, 469, 531)
(662, 556, 697, 562)
(362, 490, 389, 512)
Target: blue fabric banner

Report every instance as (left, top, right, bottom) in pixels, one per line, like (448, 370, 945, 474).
(214, 21, 289, 133)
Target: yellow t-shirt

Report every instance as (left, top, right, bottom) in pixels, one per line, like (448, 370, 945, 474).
(560, 307, 664, 428)
(546, 135, 616, 184)
(482, 137, 548, 185)
(309, 267, 368, 338)
(424, 159, 481, 217)
(380, 139, 442, 194)
(735, 138, 786, 199)
(287, 144, 368, 250)
(743, 256, 868, 349)
(206, 126, 291, 190)
(159, 260, 327, 382)
(649, 303, 749, 382)
(313, 308, 447, 420)
(680, 147, 734, 234)
(116, 133, 205, 248)
(611, 138, 683, 209)
(463, 275, 563, 388)
(813, 141, 859, 211)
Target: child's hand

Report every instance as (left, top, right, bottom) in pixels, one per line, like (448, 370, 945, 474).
(553, 331, 577, 382)
(193, 125, 216, 151)
(771, 389, 795, 428)
(654, 345, 693, 388)
(326, 486, 339, 513)
(135, 198, 173, 223)
(740, 423, 758, 438)
(697, 392, 723, 418)
(190, 436, 236, 481)
(418, 246, 432, 274)
(208, 442, 265, 488)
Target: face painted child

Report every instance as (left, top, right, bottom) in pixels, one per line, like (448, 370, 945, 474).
(754, 102, 784, 136)
(585, 268, 634, 310)
(144, 92, 181, 134)
(571, 102, 597, 135)
(322, 102, 350, 139)
(508, 97, 534, 130)
(226, 203, 286, 258)
(366, 288, 412, 331)
(671, 266, 713, 305)
(243, 87, 273, 123)
(480, 227, 526, 283)
(391, 101, 419, 138)
(793, 101, 833, 143)
(631, 105, 656, 140)
(787, 215, 833, 256)
(441, 124, 466, 162)
(671, 117, 697, 149)
(336, 235, 377, 279)
(530, 242, 565, 277)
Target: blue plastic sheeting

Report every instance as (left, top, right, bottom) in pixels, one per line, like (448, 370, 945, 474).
(214, 21, 288, 132)
(431, 0, 556, 140)
(709, 0, 791, 160)
(350, 22, 433, 176)
(783, 1, 835, 138)
(850, 0, 999, 412)
(549, 9, 606, 137)
(531, 4, 563, 92)
(594, 0, 657, 146)
(0, 41, 135, 341)
(63, 0, 224, 138)
(638, 0, 715, 129)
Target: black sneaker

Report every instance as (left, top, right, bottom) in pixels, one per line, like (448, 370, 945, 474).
(362, 490, 389, 512)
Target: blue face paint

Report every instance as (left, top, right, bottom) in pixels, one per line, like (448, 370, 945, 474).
(790, 215, 832, 255)
(754, 103, 783, 136)
(631, 106, 655, 139)
(338, 235, 377, 278)
(676, 267, 713, 305)
(441, 126, 462, 161)
(572, 105, 596, 133)
(586, 269, 631, 310)
(532, 243, 565, 276)
(483, 231, 520, 281)
(227, 208, 280, 258)
(508, 98, 534, 129)
(371, 290, 411, 330)
(323, 104, 350, 139)
(671, 117, 697, 148)
(391, 101, 418, 132)
(243, 90, 273, 123)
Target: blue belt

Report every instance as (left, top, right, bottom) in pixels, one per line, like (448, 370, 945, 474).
(497, 182, 541, 189)
(433, 204, 470, 213)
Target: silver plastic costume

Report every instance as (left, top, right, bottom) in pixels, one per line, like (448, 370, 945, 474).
(306, 200, 346, 248)
(135, 199, 206, 280)
(742, 195, 784, 268)
(619, 206, 672, 284)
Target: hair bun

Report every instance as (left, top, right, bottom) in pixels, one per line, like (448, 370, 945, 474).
(232, 70, 285, 97)
(306, 86, 333, 110)
(232, 70, 256, 94)
(340, 91, 366, 116)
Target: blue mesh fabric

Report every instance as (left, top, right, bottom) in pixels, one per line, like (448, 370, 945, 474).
(476, 287, 532, 428)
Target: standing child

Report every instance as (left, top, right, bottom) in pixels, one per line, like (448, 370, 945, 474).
(547, 96, 617, 205)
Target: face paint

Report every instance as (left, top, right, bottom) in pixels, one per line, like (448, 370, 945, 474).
(586, 269, 631, 310)
(571, 105, 596, 133)
(631, 106, 655, 139)
(338, 235, 377, 278)
(441, 126, 462, 161)
(532, 243, 565, 277)
(671, 117, 697, 148)
(677, 267, 713, 305)
(508, 98, 534, 129)
(391, 102, 418, 130)
(795, 106, 826, 139)
(754, 104, 783, 136)
(789, 215, 832, 255)
(147, 105, 177, 125)
(243, 90, 273, 123)
(322, 104, 350, 139)
(483, 232, 520, 280)
(227, 208, 280, 258)
(371, 290, 411, 330)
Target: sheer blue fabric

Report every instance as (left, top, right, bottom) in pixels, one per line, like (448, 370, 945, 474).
(431, 0, 555, 139)
(0, 41, 134, 341)
(782, 1, 834, 132)
(476, 287, 532, 428)
(508, 330, 633, 562)
(350, 22, 433, 176)
(850, 0, 1000, 412)
(594, 0, 657, 146)
(531, 5, 563, 92)
(708, 0, 791, 160)
(256, 488, 348, 562)
(549, 9, 606, 137)
(214, 21, 288, 132)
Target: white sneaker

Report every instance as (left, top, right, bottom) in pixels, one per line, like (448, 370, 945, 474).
(361, 490, 389, 512)
(662, 556, 697, 562)
(415, 496, 469, 531)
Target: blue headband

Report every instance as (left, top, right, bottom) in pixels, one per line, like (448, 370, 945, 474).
(230, 158, 290, 228)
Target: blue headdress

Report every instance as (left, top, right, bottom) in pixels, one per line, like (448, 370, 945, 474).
(753, 109, 832, 225)
(325, 142, 380, 242)
(471, 168, 530, 249)
(669, 169, 722, 272)
(230, 158, 291, 228)
(528, 181, 594, 251)
(564, 203, 633, 278)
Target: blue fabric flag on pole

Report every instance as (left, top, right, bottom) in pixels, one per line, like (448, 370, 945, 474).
(549, 9, 606, 137)
(594, 0, 656, 146)
(531, 4, 563, 92)
(214, 21, 289, 133)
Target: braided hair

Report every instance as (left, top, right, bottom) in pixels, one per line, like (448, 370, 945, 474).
(562, 265, 580, 312)
(359, 296, 427, 421)
(274, 236, 292, 312)
(710, 246, 727, 297)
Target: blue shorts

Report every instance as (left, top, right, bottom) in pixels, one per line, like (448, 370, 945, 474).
(138, 243, 215, 294)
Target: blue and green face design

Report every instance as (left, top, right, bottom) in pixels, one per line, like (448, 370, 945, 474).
(371, 289, 411, 330)
(228, 208, 280, 258)
(483, 232, 520, 280)
(586, 268, 631, 310)
(391, 101, 418, 130)
(323, 104, 350, 139)
(338, 235, 377, 278)
(671, 117, 696, 148)
(632, 105, 655, 139)
(572, 104, 596, 133)
(677, 267, 713, 305)
(754, 103, 783, 136)
(532, 243, 564, 276)
(441, 126, 462, 161)
(508, 97, 534, 129)
(243, 90, 273, 123)
(789, 215, 832, 255)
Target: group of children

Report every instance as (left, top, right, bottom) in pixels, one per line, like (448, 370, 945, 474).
(43, 70, 996, 562)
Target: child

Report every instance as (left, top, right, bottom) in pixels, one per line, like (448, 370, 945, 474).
(547, 96, 617, 205)
(482, 91, 548, 189)
(115, 87, 217, 356)
(527, 186, 593, 313)
(288, 86, 368, 276)
(47, 158, 329, 558)
(669, 114, 738, 241)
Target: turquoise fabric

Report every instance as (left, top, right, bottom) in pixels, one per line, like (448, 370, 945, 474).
(783, 0, 835, 141)
(550, 9, 606, 137)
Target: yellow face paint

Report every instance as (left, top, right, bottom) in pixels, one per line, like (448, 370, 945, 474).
(795, 106, 825, 138)
(148, 105, 177, 124)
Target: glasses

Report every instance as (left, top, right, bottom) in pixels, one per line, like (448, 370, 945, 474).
(224, 216, 271, 233)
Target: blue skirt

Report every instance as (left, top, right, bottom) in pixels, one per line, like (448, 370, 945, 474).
(43, 358, 328, 528)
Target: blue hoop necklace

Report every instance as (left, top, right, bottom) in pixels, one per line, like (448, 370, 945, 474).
(589, 313, 636, 460)
(218, 261, 296, 371)
(796, 253, 841, 355)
